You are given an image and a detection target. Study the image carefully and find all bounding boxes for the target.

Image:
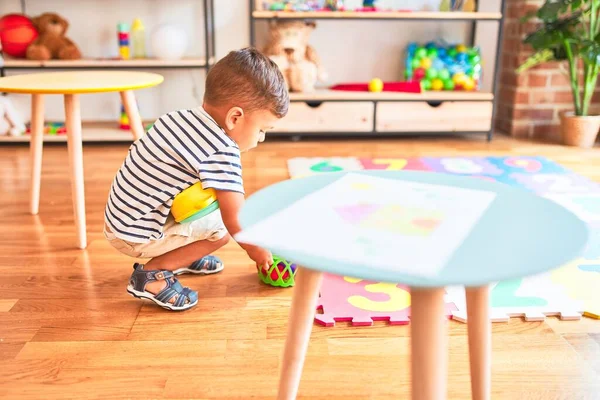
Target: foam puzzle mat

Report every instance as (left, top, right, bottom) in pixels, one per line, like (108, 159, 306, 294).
(287, 156, 600, 324)
(315, 274, 458, 327)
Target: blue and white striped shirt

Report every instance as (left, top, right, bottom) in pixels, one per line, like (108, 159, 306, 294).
(104, 107, 243, 243)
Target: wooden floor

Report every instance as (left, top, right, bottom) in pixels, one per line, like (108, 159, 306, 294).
(1, 134, 599, 400)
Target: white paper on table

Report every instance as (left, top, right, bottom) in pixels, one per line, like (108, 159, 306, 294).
(236, 173, 497, 277)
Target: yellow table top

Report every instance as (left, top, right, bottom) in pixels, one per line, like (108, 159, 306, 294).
(0, 71, 164, 94)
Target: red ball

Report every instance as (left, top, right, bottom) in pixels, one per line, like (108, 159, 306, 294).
(0, 14, 38, 58)
(274, 263, 288, 280)
(270, 268, 279, 281)
(413, 68, 426, 81)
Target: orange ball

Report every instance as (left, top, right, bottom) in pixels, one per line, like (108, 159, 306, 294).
(462, 77, 476, 91)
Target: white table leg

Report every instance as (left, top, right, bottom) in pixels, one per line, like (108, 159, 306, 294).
(120, 90, 144, 141)
(277, 267, 323, 400)
(64, 94, 87, 249)
(410, 287, 448, 400)
(466, 286, 491, 400)
(29, 94, 44, 215)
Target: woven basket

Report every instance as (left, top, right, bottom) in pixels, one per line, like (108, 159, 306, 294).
(561, 111, 600, 148)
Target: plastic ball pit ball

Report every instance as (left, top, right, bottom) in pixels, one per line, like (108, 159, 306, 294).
(0, 14, 38, 58)
(405, 41, 482, 92)
(368, 78, 383, 92)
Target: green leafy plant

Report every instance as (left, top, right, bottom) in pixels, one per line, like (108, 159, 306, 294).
(517, 0, 600, 116)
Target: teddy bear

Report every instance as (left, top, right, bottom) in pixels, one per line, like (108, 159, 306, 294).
(0, 96, 26, 136)
(262, 20, 327, 93)
(26, 12, 81, 60)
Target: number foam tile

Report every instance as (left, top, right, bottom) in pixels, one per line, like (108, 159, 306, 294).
(315, 273, 457, 327)
(420, 157, 504, 175)
(359, 157, 432, 171)
(286, 157, 363, 179)
(552, 258, 600, 320)
(447, 273, 585, 323)
(285, 156, 598, 326)
(509, 173, 600, 194)
(486, 156, 570, 174)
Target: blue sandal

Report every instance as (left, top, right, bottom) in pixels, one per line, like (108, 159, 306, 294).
(126, 263, 198, 311)
(173, 255, 224, 276)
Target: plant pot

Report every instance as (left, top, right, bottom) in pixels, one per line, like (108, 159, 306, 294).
(560, 111, 600, 148)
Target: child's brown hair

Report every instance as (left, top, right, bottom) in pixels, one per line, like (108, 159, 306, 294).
(204, 47, 289, 118)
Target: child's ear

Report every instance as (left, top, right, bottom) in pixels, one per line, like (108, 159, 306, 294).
(224, 107, 244, 131)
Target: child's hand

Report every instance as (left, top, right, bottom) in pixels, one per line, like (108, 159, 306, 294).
(245, 245, 273, 269)
(213, 190, 273, 268)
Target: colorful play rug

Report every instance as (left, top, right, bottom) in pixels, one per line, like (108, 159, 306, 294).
(286, 156, 600, 326)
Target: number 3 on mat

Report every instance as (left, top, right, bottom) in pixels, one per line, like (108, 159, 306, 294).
(344, 277, 411, 312)
(372, 159, 408, 170)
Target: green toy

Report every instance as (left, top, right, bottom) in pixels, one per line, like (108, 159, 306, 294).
(257, 255, 298, 288)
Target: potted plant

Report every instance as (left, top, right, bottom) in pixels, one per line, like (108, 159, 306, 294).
(517, 0, 600, 148)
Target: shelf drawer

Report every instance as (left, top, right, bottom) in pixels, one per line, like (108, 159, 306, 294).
(272, 101, 374, 133)
(376, 101, 493, 132)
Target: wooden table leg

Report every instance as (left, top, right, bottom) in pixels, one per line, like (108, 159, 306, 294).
(410, 287, 448, 400)
(120, 90, 144, 141)
(64, 94, 87, 249)
(466, 286, 491, 400)
(30, 94, 44, 215)
(277, 267, 323, 400)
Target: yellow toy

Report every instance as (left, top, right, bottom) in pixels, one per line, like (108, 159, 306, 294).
(171, 182, 219, 223)
(431, 78, 444, 91)
(368, 78, 383, 92)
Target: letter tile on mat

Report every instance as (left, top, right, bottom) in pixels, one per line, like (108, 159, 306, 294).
(285, 155, 598, 323)
(446, 272, 584, 323)
(421, 157, 504, 175)
(358, 158, 432, 171)
(315, 273, 457, 327)
(551, 258, 600, 319)
(509, 173, 600, 194)
(286, 157, 363, 179)
(486, 156, 569, 174)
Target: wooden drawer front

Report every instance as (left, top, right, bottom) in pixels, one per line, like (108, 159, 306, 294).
(376, 101, 493, 132)
(273, 101, 374, 132)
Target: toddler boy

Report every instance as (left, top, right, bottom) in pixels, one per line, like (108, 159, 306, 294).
(104, 47, 289, 311)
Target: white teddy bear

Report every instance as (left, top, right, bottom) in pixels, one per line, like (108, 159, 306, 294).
(0, 96, 26, 136)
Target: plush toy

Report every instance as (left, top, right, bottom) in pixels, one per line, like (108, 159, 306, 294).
(26, 12, 81, 60)
(262, 20, 326, 93)
(0, 97, 26, 136)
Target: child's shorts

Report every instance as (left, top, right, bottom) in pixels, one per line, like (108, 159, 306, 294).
(104, 209, 227, 259)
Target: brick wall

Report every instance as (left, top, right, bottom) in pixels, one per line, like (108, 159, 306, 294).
(496, 0, 600, 142)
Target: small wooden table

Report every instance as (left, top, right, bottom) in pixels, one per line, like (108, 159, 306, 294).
(0, 71, 164, 249)
(238, 170, 589, 400)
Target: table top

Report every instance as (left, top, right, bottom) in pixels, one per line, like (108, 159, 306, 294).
(0, 71, 164, 94)
(238, 170, 589, 288)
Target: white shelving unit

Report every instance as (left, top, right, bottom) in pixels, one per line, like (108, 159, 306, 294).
(0, 122, 147, 143)
(252, 10, 502, 20)
(288, 90, 494, 102)
(249, 2, 506, 140)
(2, 57, 213, 69)
(0, 0, 216, 144)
